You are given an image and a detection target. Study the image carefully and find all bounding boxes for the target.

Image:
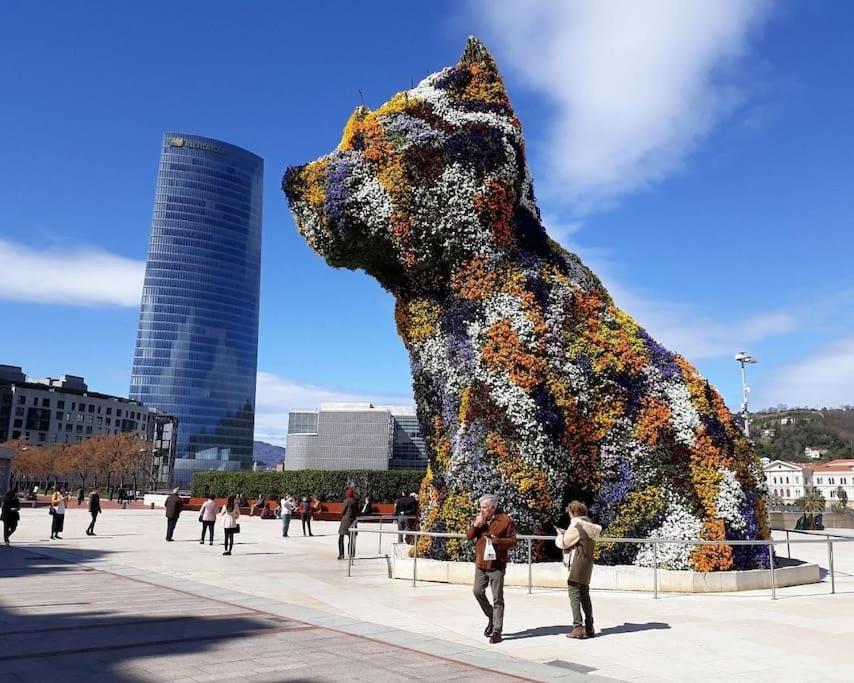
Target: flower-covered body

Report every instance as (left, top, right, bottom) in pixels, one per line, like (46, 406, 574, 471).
(283, 38, 769, 570)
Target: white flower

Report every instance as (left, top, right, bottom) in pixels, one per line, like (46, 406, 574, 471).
(635, 497, 702, 570)
(715, 468, 747, 532)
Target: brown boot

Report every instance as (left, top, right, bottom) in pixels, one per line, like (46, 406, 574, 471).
(566, 625, 586, 639)
(585, 623, 595, 638)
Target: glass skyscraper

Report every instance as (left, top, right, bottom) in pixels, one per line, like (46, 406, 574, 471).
(130, 133, 263, 486)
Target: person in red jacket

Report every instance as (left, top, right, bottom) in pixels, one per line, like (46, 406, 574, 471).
(466, 494, 517, 644)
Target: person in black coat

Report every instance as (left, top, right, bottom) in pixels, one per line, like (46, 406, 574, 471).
(394, 490, 417, 543)
(164, 488, 183, 541)
(86, 489, 102, 536)
(1, 486, 21, 546)
(338, 489, 359, 560)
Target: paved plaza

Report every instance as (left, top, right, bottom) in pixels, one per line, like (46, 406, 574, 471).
(1, 506, 853, 682)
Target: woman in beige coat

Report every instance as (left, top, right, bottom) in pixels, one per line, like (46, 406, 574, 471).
(555, 500, 601, 639)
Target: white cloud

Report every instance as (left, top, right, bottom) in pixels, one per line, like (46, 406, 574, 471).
(254, 371, 413, 447)
(0, 237, 144, 306)
(546, 223, 795, 361)
(755, 337, 854, 409)
(473, 0, 773, 210)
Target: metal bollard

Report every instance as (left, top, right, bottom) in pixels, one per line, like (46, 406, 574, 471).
(653, 542, 659, 599)
(378, 517, 383, 555)
(527, 537, 533, 594)
(150, 502, 155, 510)
(785, 529, 791, 559)
(348, 529, 355, 578)
(828, 539, 835, 594)
(412, 535, 418, 588)
(768, 543, 777, 600)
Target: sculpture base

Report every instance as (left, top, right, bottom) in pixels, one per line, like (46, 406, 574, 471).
(390, 545, 820, 593)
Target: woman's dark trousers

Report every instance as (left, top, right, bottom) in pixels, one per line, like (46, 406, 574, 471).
(51, 513, 65, 536)
(224, 528, 235, 552)
(568, 580, 593, 628)
(86, 512, 98, 535)
(302, 516, 312, 536)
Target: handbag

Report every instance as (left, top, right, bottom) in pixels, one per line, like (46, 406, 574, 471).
(233, 524, 241, 534)
(49, 506, 56, 516)
(198, 514, 204, 523)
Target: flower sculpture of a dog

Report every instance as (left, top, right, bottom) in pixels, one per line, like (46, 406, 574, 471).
(283, 38, 769, 570)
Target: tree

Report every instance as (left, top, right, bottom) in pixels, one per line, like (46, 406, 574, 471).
(795, 488, 826, 513)
(831, 485, 849, 513)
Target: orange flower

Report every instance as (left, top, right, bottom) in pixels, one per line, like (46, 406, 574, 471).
(481, 320, 545, 391)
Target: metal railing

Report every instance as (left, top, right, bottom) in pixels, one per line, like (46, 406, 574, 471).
(351, 515, 420, 557)
(346, 526, 854, 600)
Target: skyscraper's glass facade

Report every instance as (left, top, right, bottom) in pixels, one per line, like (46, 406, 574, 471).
(130, 133, 263, 485)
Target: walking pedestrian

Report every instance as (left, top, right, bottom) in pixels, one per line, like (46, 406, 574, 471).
(338, 488, 358, 560)
(299, 496, 313, 536)
(86, 489, 101, 535)
(49, 488, 69, 540)
(199, 493, 218, 545)
(394, 490, 416, 543)
(220, 495, 240, 556)
(1, 486, 21, 546)
(280, 493, 295, 537)
(556, 500, 601, 639)
(164, 487, 183, 542)
(466, 494, 517, 644)
(76, 487, 84, 506)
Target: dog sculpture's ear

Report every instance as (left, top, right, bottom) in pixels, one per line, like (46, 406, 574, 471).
(446, 36, 512, 112)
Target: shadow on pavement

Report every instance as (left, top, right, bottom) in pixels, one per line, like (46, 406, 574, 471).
(0, 546, 311, 682)
(596, 621, 671, 637)
(504, 621, 671, 640)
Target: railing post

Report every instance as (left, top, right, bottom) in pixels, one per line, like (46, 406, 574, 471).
(412, 533, 418, 588)
(768, 542, 776, 600)
(348, 528, 354, 577)
(828, 539, 835, 595)
(786, 529, 791, 559)
(378, 517, 383, 555)
(527, 537, 532, 594)
(653, 541, 659, 599)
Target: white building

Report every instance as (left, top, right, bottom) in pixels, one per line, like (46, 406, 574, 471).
(763, 460, 812, 503)
(804, 446, 828, 460)
(810, 460, 854, 508)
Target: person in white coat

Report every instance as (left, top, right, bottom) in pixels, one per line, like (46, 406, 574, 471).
(555, 500, 602, 639)
(199, 494, 218, 545)
(220, 495, 240, 556)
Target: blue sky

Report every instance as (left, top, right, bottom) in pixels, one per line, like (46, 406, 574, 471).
(1, 1, 852, 445)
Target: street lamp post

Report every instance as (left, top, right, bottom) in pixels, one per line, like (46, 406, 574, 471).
(734, 352, 758, 438)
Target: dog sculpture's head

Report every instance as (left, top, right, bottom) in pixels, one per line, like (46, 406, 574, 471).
(283, 37, 549, 294)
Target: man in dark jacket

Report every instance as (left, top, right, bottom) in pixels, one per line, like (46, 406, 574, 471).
(466, 494, 517, 644)
(86, 489, 102, 536)
(394, 490, 417, 543)
(165, 487, 183, 541)
(338, 489, 358, 560)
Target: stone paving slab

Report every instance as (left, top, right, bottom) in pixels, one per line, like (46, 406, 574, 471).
(0, 545, 598, 682)
(5, 507, 854, 681)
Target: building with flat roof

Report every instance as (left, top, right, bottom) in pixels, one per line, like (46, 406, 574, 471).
(285, 403, 427, 471)
(129, 133, 263, 486)
(0, 366, 178, 488)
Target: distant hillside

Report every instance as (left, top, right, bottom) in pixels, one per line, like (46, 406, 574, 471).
(750, 407, 854, 462)
(253, 441, 286, 466)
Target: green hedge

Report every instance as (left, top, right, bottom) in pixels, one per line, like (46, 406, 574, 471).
(191, 470, 425, 503)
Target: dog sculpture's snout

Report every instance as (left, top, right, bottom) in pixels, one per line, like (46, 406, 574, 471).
(281, 164, 306, 203)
